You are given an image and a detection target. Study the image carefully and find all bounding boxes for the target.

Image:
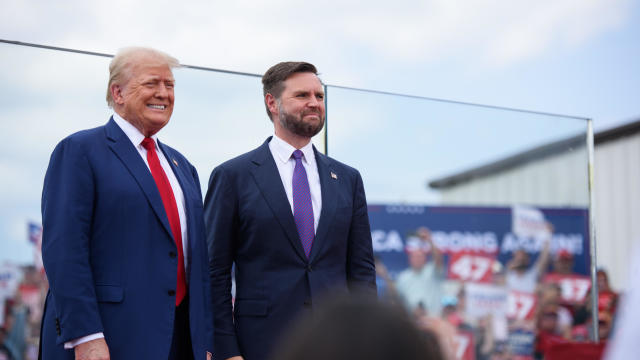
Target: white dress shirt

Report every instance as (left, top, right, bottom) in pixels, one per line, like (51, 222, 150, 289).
(268, 135, 322, 232)
(65, 114, 189, 349)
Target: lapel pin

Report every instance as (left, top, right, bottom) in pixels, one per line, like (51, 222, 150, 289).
(331, 172, 338, 179)
(172, 159, 178, 166)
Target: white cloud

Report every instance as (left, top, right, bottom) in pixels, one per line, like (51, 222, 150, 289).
(1, 0, 631, 79)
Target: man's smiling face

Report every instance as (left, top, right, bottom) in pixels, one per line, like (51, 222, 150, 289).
(116, 58, 175, 136)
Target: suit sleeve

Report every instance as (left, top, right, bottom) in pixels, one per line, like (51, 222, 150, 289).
(346, 170, 378, 297)
(41, 138, 104, 344)
(203, 165, 241, 359)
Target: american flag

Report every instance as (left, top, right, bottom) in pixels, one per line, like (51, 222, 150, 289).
(28, 222, 42, 245)
(28, 221, 44, 271)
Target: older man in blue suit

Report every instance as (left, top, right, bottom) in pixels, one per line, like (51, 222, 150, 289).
(39, 47, 212, 360)
(204, 62, 377, 360)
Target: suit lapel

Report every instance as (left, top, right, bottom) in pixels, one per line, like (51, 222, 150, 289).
(104, 118, 173, 240)
(250, 138, 307, 261)
(309, 147, 337, 260)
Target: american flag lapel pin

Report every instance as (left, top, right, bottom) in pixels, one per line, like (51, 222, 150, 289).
(331, 172, 338, 180)
(172, 159, 178, 166)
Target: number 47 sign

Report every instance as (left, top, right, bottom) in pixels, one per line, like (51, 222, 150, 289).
(544, 273, 591, 304)
(507, 291, 537, 320)
(448, 253, 494, 283)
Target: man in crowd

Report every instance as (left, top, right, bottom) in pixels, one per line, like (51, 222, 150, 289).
(40, 47, 212, 359)
(395, 227, 445, 317)
(505, 241, 550, 294)
(205, 61, 377, 360)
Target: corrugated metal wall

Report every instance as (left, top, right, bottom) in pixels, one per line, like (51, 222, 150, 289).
(594, 134, 640, 290)
(438, 147, 588, 207)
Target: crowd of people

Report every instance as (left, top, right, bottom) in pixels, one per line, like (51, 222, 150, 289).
(376, 226, 618, 359)
(0, 265, 47, 360)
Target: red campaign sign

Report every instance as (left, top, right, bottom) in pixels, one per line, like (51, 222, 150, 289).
(507, 291, 537, 320)
(448, 253, 494, 283)
(453, 330, 475, 360)
(543, 274, 591, 304)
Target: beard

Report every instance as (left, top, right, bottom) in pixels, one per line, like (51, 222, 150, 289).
(277, 101, 325, 138)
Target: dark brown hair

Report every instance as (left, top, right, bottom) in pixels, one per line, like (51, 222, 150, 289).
(270, 296, 445, 360)
(261, 61, 319, 118)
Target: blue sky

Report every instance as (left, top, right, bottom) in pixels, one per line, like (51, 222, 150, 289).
(1, 0, 638, 264)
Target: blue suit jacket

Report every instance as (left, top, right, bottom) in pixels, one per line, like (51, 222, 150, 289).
(39, 118, 213, 359)
(204, 138, 377, 360)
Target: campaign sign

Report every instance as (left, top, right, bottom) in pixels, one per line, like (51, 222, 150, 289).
(543, 273, 591, 304)
(0, 264, 21, 297)
(465, 283, 507, 319)
(449, 252, 494, 283)
(454, 330, 475, 360)
(508, 327, 535, 359)
(507, 291, 537, 321)
(369, 205, 589, 281)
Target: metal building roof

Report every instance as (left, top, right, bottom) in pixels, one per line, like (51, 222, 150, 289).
(428, 118, 640, 189)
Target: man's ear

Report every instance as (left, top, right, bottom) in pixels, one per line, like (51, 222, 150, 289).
(111, 84, 125, 105)
(265, 93, 278, 118)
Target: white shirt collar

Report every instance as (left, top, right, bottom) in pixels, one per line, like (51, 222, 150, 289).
(112, 113, 159, 149)
(270, 134, 315, 164)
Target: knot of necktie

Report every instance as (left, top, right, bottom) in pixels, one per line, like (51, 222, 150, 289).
(292, 149, 304, 161)
(141, 137, 155, 151)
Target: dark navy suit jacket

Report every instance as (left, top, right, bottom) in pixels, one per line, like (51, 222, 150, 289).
(204, 138, 377, 360)
(39, 118, 213, 359)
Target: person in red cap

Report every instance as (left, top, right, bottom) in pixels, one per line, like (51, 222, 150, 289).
(552, 250, 574, 275)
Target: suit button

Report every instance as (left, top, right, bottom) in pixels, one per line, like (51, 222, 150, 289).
(303, 299, 312, 307)
(169, 251, 176, 258)
(306, 265, 313, 273)
(168, 290, 176, 296)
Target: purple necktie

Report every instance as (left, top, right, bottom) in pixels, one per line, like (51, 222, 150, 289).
(292, 150, 314, 258)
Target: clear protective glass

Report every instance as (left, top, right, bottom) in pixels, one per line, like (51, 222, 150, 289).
(0, 42, 596, 355)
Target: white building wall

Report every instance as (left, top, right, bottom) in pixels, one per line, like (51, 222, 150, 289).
(594, 134, 640, 291)
(439, 147, 588, 207)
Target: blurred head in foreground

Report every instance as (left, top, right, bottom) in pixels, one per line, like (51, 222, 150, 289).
(271, 296, 444, 360)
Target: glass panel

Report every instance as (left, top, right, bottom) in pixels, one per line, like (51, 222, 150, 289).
(327, 85, 592, 352)
(0, 41, 596, 356)
(325, 86, 588, 206)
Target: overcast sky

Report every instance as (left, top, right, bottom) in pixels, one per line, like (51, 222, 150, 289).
(2, 0, 638, 127)
(1, 0, 639, 264)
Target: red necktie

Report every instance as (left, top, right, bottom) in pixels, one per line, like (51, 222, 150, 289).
(141, 137, 186, 306)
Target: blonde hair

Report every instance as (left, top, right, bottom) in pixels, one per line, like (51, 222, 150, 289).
(106, 47, 180, 108)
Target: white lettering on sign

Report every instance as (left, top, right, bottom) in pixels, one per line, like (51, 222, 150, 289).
(432, 231, 498, 253)
(454, 334, 469, 359)
(507, 291, 536, 320)
(559, 277, 591, 303)
(450, 255, 492, 282)
(501, 233, 584, 255)
(371, 230, 404, 252)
